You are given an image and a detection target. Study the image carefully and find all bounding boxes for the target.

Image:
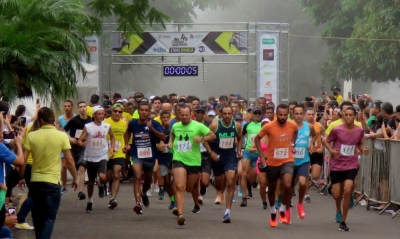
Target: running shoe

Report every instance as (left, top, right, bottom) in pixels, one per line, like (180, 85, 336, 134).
(247, 191, 253, 199)
(284, 209, 291, 224)
(238, 187, 243, 197)
(133, 203, 143, 214)
(153, 184, 160, 193)
(279, 211, 286, 224)
(61, 188, 68, 195)
(215, 196, 222, 204)
(177, 215, 185, 226)
(200, 186, 207, 196)
(98, 185, 105, 198)
(335, 211, 342, 223)
(350, 195, 354, 209)
(168, 202, 176, 210)
(304, 195, 311, 203)
(141, 192, 150, 207)
(252, 181, 258, 189)
(269, 213, 277, 228)
(86, 202, 93, 213)
(15, 222, 34, 230)
(172, 207, 179, 216)
(108, 198, 118, 209)
(240, 198, 247, 207)
(297, 203, 305, 219)
(232, 195, 236, 203)
(146, 190, 152, 197)
(222, 213, 231, 223)
(191, 205, 200, 214)
(339, 221, 349, 232)
(78, 192, 86, 200)
(198, 196, 203, 205)
(262, 202, 268, 210)
(158, 187, 164, 200)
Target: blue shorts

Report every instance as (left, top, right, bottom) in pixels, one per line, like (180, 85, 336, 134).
(293, 162, 309, 181)
(242, 150, 259, 167)
(212, 160, 238, 177)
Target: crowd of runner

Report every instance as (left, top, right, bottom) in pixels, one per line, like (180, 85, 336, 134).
(1, 89, 400, 238)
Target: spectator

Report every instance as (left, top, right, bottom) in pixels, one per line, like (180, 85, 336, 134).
(381, 102, 397, 130)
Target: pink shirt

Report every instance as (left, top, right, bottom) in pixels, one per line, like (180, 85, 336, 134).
(326, 124, 364, 171)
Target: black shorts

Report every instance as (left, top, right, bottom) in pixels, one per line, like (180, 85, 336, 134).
(131, 157, 156, 174)
(201, 153, 212, 174)
(86, 160, 107, 183)
(330, 169, 358, 185)
(266, 162, 294, 183)
(310, 153, 323, 166)
(107, 158, 125, 171)
(72, 150, 86, 169)
(172, 161, 200, 175)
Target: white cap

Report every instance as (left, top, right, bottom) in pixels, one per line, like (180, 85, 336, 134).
(116, 99, 123, 103)
(122, 99, 128, 103)
(207, 110, 216, 116)
(149, 95, 155, 100)
(92, 106, 104, 114)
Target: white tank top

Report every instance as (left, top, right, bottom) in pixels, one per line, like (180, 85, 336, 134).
(84, 122, 110, 162)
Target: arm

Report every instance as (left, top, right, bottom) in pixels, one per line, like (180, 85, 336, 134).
(12, 135, 24, 166)
(30, 102, 40, 121)
(255, 125, 268, 166)
(235, 122, 243, 156)
(63, 150, 78, 187)
(108, 128, 115, 158)
(309, 124, 317, 152)
(77, 126, 88, 147)
(55, 116, 61, 130)
(168, 127, 175, 149)
(148, 120, 166, 141)
(317, 123, 326, 153)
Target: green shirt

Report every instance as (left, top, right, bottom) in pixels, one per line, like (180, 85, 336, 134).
(172, 120, 210, 166)
(245, 121, 262, 150)
(132, 109, 139, 119)
(367, 116, 376, 128)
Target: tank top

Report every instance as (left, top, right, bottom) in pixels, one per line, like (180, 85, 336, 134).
(294, 121, 310, 166)
(312, 122, 322, 153)
(260, 142, 268, 154)
(245, 121, 262, 151)
(210, 120, 237, 160)
(84, 122, 110, 162)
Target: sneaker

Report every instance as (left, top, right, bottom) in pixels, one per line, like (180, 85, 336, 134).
(158, 188, 164, 200)
(168, 202, 176, 210)
(98, 185, 105, 198)
(133, 203, 143, 214)
(335, 211, 342, 223)
(262, 202, 268, 209)
(86, 202, 93, 213)
(304, 195, 311, 203)
(279, 211, 286, 224)
(247, 191, 253, 199)
(15, 222, 34, 230)
(200, 186, 207, 196)
(269, 214, 277, 227)
(198, 196, 203, 205)
(153, 184, 160, 193)
(252, 181, 258, 189)
(297, 203, 305, 219)
(172, 207, 179, 216)
(108, 198, 118, 209)
(61, 188, 68, 195)
(339, 221, 350, 232)
(78, 192, 86, 200)
(141, 192, 150, 207)
(284, 209, 291, 224)
(191, 205, 200, 214)
(350, 195, 354, 209)
(146, 190, 152, 197)
(215, 196, 222, 205)
(177, 215, 185, 226)
(232, 195, 236, 203)
(222, 213, 231, 223)
(238, 187, 242, 197)
(240, 197, 247, 207)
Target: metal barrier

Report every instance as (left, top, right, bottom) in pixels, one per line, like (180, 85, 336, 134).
(388, 140, 400, 218)
(354, 138, 373, 208)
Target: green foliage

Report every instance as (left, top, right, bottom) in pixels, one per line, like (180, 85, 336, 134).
(0, 0, 102, 102)
(300, 0, 400, 82)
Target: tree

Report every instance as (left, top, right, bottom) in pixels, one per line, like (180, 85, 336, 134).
(300, 0, 400, 82)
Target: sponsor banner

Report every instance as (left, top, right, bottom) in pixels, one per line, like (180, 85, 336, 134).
(81, 35, 100, 67)
(111, 32, 248, 55)
(257, 32, 279, 104)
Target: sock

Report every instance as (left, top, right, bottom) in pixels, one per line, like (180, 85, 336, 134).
(170, 196, 175, 202)
(279, 204, 286, 212)
(225, 209, 231, 215)
(111, 197, 115, 200)
(88, 198, 93, 203)
(270, 207, 277, 214)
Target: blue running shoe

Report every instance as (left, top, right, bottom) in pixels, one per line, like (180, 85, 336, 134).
(222, 213, 231, 223)
(238, 187, 242, 197)
(335, 211, 342, 223)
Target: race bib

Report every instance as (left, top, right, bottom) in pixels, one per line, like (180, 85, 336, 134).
(114, 141, 121, 151)
(200, 143, 207, 152)
(177, 141, 192, 152)
(340, 144, 355, 156)
(75, 129, 83, 138)
(274, 148, 289, 159)
(294, 147, 305, 159)
(250, 134, 257, 144)
(138, 147, 152, 158)
(92, 139, 103, 149)
(219, 138, 234, 149)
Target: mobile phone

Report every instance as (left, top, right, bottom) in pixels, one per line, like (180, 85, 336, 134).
(325, 110, 330, 114)
(371, 120, 376, 125)
(36, 99, 39, 104)
(19, 117, 26, 127)
(305, 97, 312, 102)
(321, 86, 325, 92)
(348, 92, 351, 99)
(352, 94, 355, 101)
(8, 207, 16, 215)
(3, 131, 16, 139)
(357, 94, 363, 99)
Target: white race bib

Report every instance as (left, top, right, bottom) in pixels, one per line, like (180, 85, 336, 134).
(177, 141, 192, 152)
(137, 147, 153, 158)
(114, 141, 121, 151)
(294, 147, 305, 159)
(219, 138, 234, 149)
(340, 144, 355, 156)
(92, 139, 103, 149)
(250, 134, 257, 144)
(200, 143, 207, 152)
(75, 129, 83, 138)
(274, 148, 289, 159)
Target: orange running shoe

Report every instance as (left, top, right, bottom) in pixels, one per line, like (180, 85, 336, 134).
(284, 209, 291, 224)
(278, 210, 287, 224)
(270, 213, 278, 227)
(297, 203, 305, 219)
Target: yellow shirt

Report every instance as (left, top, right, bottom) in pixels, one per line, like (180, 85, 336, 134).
(87, 105, 94, 118)
(154, 114, 175, 124)
(325, 119, 363, 135)
(104, 118, 127, 159)
(123, 112, 132, 122)
(22, 126, 34, 165)
(24, 125, 71, 184)
(132, 110, 139, 119)
(335, 95, 343, 104)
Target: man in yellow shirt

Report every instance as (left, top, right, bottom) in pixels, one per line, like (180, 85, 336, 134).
(154, 102, 175, 124)
(87, 94, 100, 118)
(325, 102, 362, 135)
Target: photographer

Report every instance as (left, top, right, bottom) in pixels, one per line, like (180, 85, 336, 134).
(322, 87, 342, 104)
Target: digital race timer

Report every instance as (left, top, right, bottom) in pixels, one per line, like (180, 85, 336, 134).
(163, 66, 198, 77)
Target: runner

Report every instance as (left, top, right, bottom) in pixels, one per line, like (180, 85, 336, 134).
(209, 105, 242, 223)
(168, 105, 216, 226)
(265, 107, 275, 121)
(104, 103, 127, 209)
(63, 101, 92, 200)
(86, 94, 100, 118)
(123, 100, 165, 215)
(254, 104, 298, 227)
(291, 106, 317, 219)
(323, 106, 369, 232)
(240, 106, 262, 206)
(78, 106, 115, 213)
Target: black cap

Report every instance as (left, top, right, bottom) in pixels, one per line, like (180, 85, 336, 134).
(195, 105, 207, 112)
(234, 113, 243, 120)
(252, 106, 262, 113)
(103, 100, 112, 107)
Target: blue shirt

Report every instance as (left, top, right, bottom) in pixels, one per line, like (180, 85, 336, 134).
(127, 119, 164, 160)
(0, 143, 16, 184)
(294, 121, 311, 166)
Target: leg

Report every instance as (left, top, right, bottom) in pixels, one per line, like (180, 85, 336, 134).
(173, 167, 187, 215)
(132, 163, 144, 203)
(240, 159, 251, 198)
(61, 158, 67, 190)
(331, 182, 344, 212)
(190, 174, 200, 208)
(225, 170, 237, 210)
(298, 176, 308, 204)
(258, 172, 268, 204)
(281, 173, 293, 209)
(78, 166, 86, 193)
(342, 180, 354, 222)
(111, 165, 122, 198)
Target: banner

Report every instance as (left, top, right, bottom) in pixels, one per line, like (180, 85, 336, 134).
(111, 32, 248, 55)
(257, 32, 279, 104)
(81, 35, 100, 67)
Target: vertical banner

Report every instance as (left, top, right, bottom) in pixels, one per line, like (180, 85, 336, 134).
(257, 32, 279, 104)
(82, 35, 100, 67)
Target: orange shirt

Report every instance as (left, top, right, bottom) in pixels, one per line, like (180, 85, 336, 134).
(258, 120, 297, 166)
(312, 122, 322, 153)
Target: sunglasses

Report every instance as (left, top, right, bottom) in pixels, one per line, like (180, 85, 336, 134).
(195, 111, 205, 114)
(113, 110, 122, 113)
(253, 111, 262, 115)
(235, 119, 243, 121)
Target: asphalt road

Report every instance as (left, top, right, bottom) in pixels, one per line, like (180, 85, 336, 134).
(13, 183, 400, 239)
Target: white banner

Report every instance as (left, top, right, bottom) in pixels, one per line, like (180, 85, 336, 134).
(82, 35, 100, 67)
(257, 32, 279, 104)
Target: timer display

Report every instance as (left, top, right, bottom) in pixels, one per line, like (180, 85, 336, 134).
(163, 66, 198, 77)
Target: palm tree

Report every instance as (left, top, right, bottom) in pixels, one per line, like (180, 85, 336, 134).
(0, 0, 102, 102)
